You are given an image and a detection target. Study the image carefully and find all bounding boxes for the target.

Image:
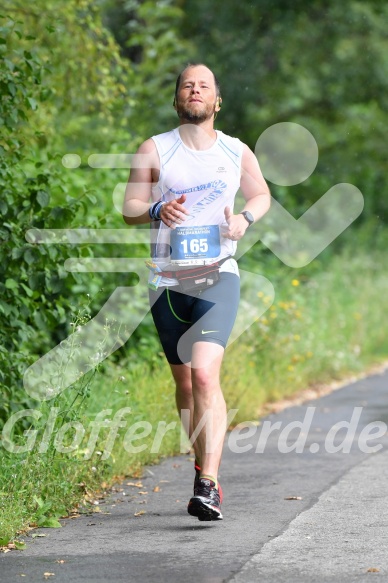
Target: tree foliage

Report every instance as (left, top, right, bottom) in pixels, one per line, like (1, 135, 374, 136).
(102, 0, 194, 138)
(180, 0, 388, 223)
(3, 0, 135, 149)
(0, 16, 98, 423)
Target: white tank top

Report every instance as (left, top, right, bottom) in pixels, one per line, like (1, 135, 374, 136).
(150, 127, 243, 274)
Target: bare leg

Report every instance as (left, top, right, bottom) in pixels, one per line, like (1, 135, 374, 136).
(170, 341, 226, 479)
(170, 363, 198, 461)
(190, 341, 226, 480)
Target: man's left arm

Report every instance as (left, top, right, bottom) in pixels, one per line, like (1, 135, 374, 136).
(224, 143, 271, 240)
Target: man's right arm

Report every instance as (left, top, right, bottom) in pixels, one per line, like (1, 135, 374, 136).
(123, 139, 188, 229)
(123, 137, 189, 227)
(122, 139, 157, 225)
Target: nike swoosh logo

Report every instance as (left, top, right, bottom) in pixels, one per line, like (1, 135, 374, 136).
(201, 330, 219, 335)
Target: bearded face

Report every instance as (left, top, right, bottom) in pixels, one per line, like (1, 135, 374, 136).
(174, 65, 220, 124)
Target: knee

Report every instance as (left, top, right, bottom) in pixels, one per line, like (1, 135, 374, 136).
(191, 368, 218, 394)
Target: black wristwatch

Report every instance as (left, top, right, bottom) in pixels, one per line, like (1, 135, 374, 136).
(239, 211, 254, 228)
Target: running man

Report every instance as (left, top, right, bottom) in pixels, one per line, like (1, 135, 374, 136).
(123, 63, 270, 521)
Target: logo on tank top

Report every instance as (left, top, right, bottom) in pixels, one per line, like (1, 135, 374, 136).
(169, 180, 227, 218)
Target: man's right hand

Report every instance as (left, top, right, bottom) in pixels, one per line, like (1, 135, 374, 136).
(159, 194, 189, 229)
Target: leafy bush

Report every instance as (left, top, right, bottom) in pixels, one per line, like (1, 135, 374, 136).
(0, 13, 165, 429)
(0, 18, 100, 425)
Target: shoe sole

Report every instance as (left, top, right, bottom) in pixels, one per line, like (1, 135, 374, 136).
(187, 497, 223, 521)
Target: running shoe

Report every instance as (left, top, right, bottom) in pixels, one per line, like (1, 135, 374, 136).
(187, 477, 223, 521)
(194, 463, 223, 503)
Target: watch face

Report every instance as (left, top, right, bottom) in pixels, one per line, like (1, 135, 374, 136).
(242, 211, 254, 225)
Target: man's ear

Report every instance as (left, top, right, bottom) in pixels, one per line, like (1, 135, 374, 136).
(216, 96, 222, 111)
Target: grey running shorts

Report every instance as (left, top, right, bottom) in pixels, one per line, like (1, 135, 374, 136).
(149, 272, 240, 365)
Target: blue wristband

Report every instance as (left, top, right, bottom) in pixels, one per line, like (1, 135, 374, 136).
(149, 201, 165, 221)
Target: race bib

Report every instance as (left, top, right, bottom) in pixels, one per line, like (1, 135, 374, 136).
(170, 225, 221, 265)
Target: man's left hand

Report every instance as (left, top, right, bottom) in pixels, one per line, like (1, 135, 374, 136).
(223, 206, 249, 241)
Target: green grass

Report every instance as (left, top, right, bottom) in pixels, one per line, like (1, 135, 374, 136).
(0, 450, 101, 545)
(223, 248, 388, 421)
(1, 245, 388, 544)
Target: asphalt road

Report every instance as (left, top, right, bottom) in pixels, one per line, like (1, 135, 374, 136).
(1, 368, 388, 583)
